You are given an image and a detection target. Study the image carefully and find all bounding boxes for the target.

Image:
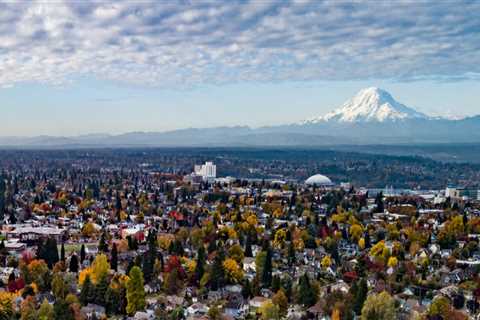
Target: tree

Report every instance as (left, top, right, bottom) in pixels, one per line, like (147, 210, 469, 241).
(52, 274, 68, 300)
(245, 233, 253, 257)
(80, 244, 86, 263)
(223, 258, 243, 284)
(20, 296, 37, 320)
(126, 266, 146, 315)
(38, 298, 54, 320)
(210, 249, 225, 290)
(297, 274, 318, 307)
(288, 241, 296, 266)
(375, 192, 384, 213)
(321, 255, 332, 270)
(259, 300, 280, 320)
(353, 278, 368, 315)
(208, 304, 222, 320)
(164, 268, 182, 295)
(105, 286, 121, 315)
(194, 246, 206, 283)
(37, 237, 59, 269)
(361, 291, 396, 320)
(95, 275, 109, 307)
(143, 229, 157, 283)
(0, 292, 14, 320)
(91, 254, 109, 283)
(261, 247, 273, 288)
(428, 295, 451, 319)
(53, 299, 74, 320)
(272, 289, 288, 316)
(60, 243, 65, 262)
(69, 255, 79, 273)
(110, 243, 118, 272)
(350, 224, 363, 242)
(98, 232, 108, 253)
(80, 275, 94, 305)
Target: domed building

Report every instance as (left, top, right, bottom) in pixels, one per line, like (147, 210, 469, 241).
(305, 174, 333, 186)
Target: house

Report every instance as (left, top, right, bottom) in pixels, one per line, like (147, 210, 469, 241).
(186, 303, 209, 317)
(249, 296, 268, 309)
(81, 303, 106, 319)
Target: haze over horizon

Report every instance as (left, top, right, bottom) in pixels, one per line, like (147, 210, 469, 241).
(1, 1, 479, 136)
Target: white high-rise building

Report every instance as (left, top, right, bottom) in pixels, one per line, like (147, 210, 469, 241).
(194, 161, 217, 181)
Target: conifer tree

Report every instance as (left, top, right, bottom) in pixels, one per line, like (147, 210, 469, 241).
(95, 275, 109, 307)
(99, 232, 108, 253)
(194, 245, 206, 283)
(80, 244, 86, 263)
(245, 233, 253, 258)
(80, 275, 94, 305)
(61, 243, 65, 262)
(110, 243, 118, 272)
(69, 254, 79, 273)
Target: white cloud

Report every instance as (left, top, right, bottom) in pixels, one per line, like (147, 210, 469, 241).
(0, 0, 478, 88)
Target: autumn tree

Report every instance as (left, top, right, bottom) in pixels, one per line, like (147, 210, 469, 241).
(223, 258, 243, 284)
(259, 300, 280, 320)
(272, 289, 288, 316)
(428, 295, 451, 319)
(126, 266, 146, 315)
(361, 291, 396, 320)
(38, 298, 54, 320)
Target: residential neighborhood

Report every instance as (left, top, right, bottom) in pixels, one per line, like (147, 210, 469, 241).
(0, 153, 479, 320)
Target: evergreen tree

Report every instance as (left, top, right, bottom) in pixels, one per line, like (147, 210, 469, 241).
(245, 233, 253, 258)
(210, 248, 225, 290)
(69, 254, 79, 273)
(80, 275, 94, 305)
(110, 243, 118, 272)
(95, 275, 109, 307)
(142, 229, 157, 282)
(375, 192, 385, 213)
(53, 299, 75, 320)
(60, 243, 65, 262)
(297, 274, 317, 307)
(105, 286, 121, 315)
(99, 232, 108, 253)
(288, 241, 296, 266)
(353, 278, 368, 315)
(261, 247, 273, 288)
(242, 279, 252, 299)
(126, 266, 146, 315)
(80, 244, 86, 263)
(38, 237, 59, 268)
(194, 245, 206, 283)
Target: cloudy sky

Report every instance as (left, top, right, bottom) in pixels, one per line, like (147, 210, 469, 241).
(1, 0, 479, 136)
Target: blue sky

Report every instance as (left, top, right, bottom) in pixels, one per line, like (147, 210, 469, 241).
(0, 1, 479, 136)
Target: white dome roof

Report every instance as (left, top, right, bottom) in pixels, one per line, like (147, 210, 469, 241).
(305, 174, 333, 186)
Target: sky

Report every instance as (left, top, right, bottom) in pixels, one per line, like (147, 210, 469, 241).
(0, 0, 479, 136)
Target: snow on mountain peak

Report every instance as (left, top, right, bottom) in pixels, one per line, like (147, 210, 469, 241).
(304, 87, 429, 124)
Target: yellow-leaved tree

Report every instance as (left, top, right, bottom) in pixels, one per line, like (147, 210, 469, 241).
(223, 258, 243, 284)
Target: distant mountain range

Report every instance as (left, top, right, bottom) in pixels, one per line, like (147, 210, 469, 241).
(1, 87, 479, 147)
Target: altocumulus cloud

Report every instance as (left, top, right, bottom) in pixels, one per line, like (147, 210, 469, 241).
(0, 0, 479, 88)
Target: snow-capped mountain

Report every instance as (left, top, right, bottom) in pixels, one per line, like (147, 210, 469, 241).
(304, 87, 429, 124)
